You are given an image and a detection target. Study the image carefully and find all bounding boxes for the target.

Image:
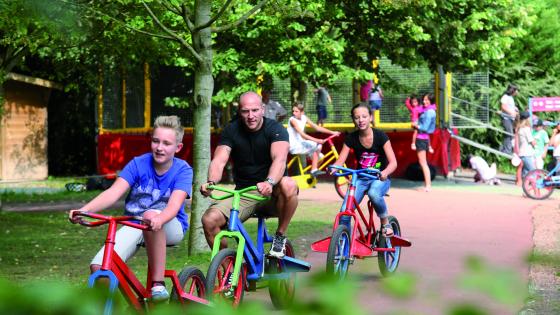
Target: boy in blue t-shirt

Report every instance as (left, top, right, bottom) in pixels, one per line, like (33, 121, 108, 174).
(69, 115, 192, 301)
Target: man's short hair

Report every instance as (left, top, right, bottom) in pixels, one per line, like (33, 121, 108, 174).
(153, 115, 184, 143)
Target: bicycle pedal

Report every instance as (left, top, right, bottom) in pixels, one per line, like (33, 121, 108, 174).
(247, 280, 257, 291)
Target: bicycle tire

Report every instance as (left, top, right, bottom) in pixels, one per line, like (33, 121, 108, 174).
(522, 169, 554, 200)
(171, 266, 206, 302)
(333, 175, 351, 199)
(377, 216, 402, 277)
(267, 240, 296, 309)
(326, 225, 351, 279)
(205, 248, 245, 306)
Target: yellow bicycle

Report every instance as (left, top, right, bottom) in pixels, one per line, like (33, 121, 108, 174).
(286, 134, 350, 198)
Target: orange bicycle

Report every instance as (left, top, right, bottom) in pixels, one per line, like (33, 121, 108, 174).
(286, 134, 350, 198)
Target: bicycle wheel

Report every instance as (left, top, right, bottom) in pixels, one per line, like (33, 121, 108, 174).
(326, 225, 351, 279)
(334, 175, 351, 199)
(171, 266, 206, 301)
(377, 216, 402, 277)
(522, 169, 554, 200)
(267, 241, 296, 310)
(205, 248, 245, 306)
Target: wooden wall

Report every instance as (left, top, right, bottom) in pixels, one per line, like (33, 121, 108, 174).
(1, 80, 51, 180)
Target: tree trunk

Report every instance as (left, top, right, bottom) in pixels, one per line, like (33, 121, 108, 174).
(188, 0, 214, 254)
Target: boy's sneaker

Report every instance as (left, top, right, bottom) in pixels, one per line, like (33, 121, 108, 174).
(151, 285, 169, 302)
(310, 169, 326, 177)
(269, 233, 287, 258)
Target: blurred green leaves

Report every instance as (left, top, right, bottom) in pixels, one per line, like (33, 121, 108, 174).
(458, 256, 527, 307)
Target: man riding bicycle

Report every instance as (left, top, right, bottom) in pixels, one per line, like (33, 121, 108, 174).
(200, 91, 299, 258)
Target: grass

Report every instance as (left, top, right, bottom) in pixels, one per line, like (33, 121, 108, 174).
(0, 190, 102, 204)
(0, 200, 335, 286)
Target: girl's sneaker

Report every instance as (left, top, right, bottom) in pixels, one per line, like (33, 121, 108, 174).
(151, 285, 169, 302)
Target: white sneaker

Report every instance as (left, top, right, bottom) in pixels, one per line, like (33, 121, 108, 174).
(151, 285, 169, 302)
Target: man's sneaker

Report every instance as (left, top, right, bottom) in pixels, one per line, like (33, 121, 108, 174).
(269, 233, 287, 258)
(310, 169, 326, 177)
(151, 285, 170, 302)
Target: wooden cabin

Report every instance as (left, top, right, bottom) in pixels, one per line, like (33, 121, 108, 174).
(0, 73, 61, 180)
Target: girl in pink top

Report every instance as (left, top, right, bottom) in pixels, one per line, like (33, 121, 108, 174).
(405, 95, 434, 153)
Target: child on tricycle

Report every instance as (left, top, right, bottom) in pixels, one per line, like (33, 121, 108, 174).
(331, 103, 397, 236)
(69, 115, 192, 301)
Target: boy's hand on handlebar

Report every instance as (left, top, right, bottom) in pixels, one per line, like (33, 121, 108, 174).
(68, 209, 82, 224)
(145, 215, 164, 231)
(256, 181, 273, 196)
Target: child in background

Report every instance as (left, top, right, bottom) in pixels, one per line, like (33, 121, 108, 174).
(405, 95, 434, 153)
(532, 119, 549, 169)
(549, 123, 560, 171)
(69, 116, 192, 302)
(516, 111, 536, 178)
(287, 102, 340, 177)
(331, 103, 398, 237)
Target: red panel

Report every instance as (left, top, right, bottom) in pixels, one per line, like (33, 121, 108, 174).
(97, 129, 460, 178)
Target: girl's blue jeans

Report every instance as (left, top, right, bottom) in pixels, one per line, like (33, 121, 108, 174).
(520, 156, 536, 177)
(341, 177, 390, 219)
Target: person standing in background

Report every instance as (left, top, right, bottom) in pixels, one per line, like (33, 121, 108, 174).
(499, 84, 520, 155)
(315, 84, 332, 126)
(532, 119, 549, 169)
(261, 90, 287, 122)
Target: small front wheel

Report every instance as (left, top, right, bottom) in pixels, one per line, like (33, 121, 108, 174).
(267, 241, 296, 309)
(171, 266, 206, 302)
(205, 249, 245, 306)
(522, 169, 554, 200)
(334, 175, 351, 199)
(378, 216, 402, 277)
(326, 225, 351, 279)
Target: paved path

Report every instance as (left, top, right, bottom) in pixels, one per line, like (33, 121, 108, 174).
(248, 181, 537, 314)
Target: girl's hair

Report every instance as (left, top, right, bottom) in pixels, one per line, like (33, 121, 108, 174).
(153, 115, 184, 143)
(409, 94, 420, 104)
(517, 115, 531, 130)
(292, 102, 305, 111)
(350, 103, 373, 118)
(423, 93, 436, 104)
(505, 83, 519, 96)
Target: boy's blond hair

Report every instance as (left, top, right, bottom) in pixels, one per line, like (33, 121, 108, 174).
(153, 115, 184, 143)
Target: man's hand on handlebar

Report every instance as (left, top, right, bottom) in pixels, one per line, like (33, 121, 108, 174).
(200, 182, 214, 197)
(256, 181, 273, 196)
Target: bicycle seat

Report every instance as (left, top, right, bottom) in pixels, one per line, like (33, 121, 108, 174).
(251, 203, 279, 219)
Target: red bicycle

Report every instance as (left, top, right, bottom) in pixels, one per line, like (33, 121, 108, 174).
(311, 165, 412, 278)
(70, 211, 208, 315)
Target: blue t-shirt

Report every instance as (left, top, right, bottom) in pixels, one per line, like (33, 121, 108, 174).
(119, 153, 193, 232)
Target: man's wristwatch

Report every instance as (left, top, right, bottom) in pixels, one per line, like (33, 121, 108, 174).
(265, 177, 276, 187)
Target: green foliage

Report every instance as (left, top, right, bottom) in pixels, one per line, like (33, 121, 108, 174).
(379, 272, 417, 299)
(458, 256, 527, 307)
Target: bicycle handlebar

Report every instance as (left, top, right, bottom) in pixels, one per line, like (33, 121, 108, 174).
(324, 133, 339, 145)
(70, 211, 150, 230)
(328, 165, 380, 180)
(208, 185, 270, 202)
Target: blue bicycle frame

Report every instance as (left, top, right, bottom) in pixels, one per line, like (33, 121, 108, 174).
(208, 185, 310, 286)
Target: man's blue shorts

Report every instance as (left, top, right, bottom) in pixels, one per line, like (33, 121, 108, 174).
(316, 105, 327, 120)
